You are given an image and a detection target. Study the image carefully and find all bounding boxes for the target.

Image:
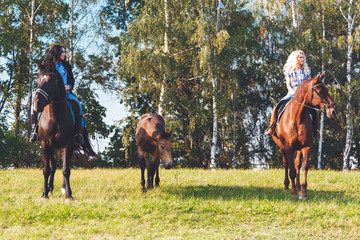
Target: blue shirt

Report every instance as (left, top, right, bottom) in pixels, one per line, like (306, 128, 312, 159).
(55, 61, 68, 86)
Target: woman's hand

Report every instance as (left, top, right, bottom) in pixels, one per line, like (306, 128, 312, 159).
(65, 85, 71, 91)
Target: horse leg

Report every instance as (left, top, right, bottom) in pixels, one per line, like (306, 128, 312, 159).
(40, 144, 52, 197)
(62, 147, 73, 199)
(294, 151, 302, 193)
(299, 146, 311, 199)
(48, 153, 56, 193)
(284, 147, 297, 196)
(282, 154, 289, 191)
(41, 144, 53, 198)
(138, 149, 146, 192)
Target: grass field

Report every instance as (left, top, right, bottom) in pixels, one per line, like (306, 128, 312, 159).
(1, 168, 360, 239)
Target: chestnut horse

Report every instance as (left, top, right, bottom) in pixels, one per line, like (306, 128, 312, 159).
(271, 72, 337, 199)
(135, 113, 173, 192)
(33, 63, 97, 199)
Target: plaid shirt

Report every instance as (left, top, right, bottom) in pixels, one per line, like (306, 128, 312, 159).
(288, 68, 311, 91)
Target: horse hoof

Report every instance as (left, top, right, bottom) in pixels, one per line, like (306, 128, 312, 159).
(41, 194, 49, 199)
(298, 193, 307, 200)
(61, 188, 66, 195)
(283, 188, 289, 192)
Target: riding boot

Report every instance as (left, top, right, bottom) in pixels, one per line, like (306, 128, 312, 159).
(312, 111, 320, 139)
(265, 106, 276, 136)
(74, 115, 84, 144)
(30, 114, 39, 142)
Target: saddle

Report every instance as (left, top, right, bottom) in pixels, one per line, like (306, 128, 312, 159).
(36, 100, 80, 128)
(275, 99, 291, 122)
(275, 98, 314, 123)
(66, 99, 86, 128)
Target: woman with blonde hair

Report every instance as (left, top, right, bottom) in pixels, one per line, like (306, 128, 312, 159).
(266, 50, 319, 138)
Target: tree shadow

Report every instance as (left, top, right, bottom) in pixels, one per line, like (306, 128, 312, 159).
(163, 184, 359, 203)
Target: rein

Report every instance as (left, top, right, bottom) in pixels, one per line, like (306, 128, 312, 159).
(36, 72, 60, 105)
(294, 80, 336, 112)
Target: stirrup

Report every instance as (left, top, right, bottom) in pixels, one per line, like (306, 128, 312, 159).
(313, 130, 320, 139)
(30, 132, 39, 142)
(74, 133, 84, 144)
(30, 133, 39, 142)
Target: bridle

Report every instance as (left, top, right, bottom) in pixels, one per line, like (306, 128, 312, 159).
(295, 79, 337, 112)
(35, 72, 59, 105)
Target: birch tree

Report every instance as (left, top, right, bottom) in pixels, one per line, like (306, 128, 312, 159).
(341, 0, 357, 170)
(317, 0, 326, 170)
(157, 0, 169, 116)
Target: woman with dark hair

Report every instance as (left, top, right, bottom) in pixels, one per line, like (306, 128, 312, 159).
(30, 45, 84, 143)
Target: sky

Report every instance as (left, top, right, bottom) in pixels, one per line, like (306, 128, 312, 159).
(93, 88, 129, 152)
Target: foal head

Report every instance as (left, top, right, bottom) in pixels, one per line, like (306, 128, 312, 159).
(157, 131, 173, 169)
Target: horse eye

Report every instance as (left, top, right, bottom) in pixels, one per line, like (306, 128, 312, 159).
(160, 146, 165, 150)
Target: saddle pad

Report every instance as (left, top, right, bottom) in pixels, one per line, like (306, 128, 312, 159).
(66, 100, 76, 127)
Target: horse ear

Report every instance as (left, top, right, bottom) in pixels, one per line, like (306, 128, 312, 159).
(160, 130, 172, 139)
(37, 61, 44, 71)
(319, 71, 326, 82)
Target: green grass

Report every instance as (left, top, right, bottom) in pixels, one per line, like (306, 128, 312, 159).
(1, 168, 360, 239)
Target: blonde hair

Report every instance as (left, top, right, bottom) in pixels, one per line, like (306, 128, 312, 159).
(283, 50, 310, 76)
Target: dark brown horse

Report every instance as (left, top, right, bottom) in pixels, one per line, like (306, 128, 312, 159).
(135, 113, 173, 192)
(272, 72, 337, 199)
(33, 63, 97, 199)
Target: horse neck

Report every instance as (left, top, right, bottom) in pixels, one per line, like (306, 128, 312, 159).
(291, 87, 311, 122)
(46, 100, 66, 118)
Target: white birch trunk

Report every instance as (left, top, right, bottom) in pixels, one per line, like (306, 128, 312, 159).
(158, 0, 169, 116)
(342, 0, 355, 171)
(27, 0, 36, 141)
(69, 0, 75, 66)
(210, 0, 222, 170)
(232, 93, 237, 168)
(317, 5, 325, 170)
(289, 0, 297, 28)
(210, 76, 218, 170)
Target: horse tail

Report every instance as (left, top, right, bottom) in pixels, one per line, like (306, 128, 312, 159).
(81, 128, 98, 157)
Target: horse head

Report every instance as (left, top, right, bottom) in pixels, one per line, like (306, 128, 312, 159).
(33, 62, 66, 112)
(309, 71, 338, 118)
(157, 130, 173, 169)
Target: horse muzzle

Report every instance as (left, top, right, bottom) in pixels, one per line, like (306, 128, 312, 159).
(162, 159, 173, 169)
(325, 102, 338, 118)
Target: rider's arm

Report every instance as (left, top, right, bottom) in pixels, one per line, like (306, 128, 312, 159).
(286, 75, 295, 95)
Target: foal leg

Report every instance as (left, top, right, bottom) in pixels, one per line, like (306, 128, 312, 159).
(155, 160, 160, 187)
(41, 144, 53, 198)
(138, 149, 146, 192)
(299, 147, 311, 199)
(146, 154, 154, 189)
(62, 147, 73, 199)
(294, 151, 302, 193)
